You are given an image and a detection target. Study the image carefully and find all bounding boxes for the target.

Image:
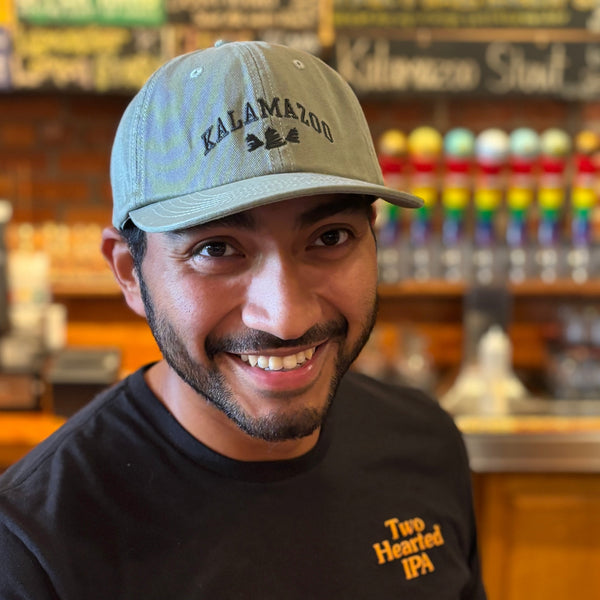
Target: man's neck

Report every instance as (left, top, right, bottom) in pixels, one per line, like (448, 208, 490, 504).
(144, 360, 321, 462)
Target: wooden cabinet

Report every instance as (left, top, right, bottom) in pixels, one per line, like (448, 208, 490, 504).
(0, 413, 64, 472)
(473, 472, 600, 600)
(462, 418, 600, 599)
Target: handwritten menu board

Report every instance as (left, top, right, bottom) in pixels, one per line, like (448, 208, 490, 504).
(334, 37, 600, 100)
(10, 24, 166, 91)
(334, 0, 598, 29)
(4, 0, 322, 92)
(167, 0, 323, 55)
(169, 0, 319, 31)
(332, 0, 600, 99)
(3, 0, 600, 98)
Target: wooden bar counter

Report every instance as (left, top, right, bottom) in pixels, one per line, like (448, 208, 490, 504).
(0, 412, 65, 470)
(458, 406, 600, 600)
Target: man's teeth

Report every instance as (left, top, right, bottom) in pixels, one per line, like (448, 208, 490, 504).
(240, 348, 315, 371)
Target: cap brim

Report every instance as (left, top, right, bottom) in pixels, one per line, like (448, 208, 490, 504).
(129, 172, 423, 232)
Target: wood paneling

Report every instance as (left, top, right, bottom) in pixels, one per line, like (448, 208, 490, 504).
(474, 473, 600, 600)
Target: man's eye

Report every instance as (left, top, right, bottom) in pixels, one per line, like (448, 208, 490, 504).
(314, 229, 350, 247)
(194, 241, 236, 258)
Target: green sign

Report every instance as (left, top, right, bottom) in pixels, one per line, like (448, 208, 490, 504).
(16, 0, 165, 27)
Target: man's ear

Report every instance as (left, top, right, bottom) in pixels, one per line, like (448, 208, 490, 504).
(101, 227, 146, 318)
(369, 202, 378, 227)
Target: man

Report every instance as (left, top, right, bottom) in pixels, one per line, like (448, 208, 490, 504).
(0, 41, 486, 598)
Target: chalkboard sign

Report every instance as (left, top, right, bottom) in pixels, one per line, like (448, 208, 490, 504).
(4, 0, 323, 92)
(168, 0, 319, 31)
(167, 0, 323, 56)
(334, 0, 599, 30)
(332, 0, 600, 99)
(333, 37, 600, 100)
(10, 24, 166, 92)
(4, 0, 600, 96)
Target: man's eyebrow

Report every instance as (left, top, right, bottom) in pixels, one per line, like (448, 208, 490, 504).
(296, 196, 372, 228)
(165, 196, 371, 239)
(167, 211, 257, 238)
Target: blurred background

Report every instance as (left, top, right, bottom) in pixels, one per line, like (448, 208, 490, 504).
(1, 1, 600, 598)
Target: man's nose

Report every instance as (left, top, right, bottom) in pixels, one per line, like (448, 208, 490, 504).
(241, 255, 324, 341)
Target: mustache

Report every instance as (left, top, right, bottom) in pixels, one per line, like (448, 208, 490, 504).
(205, 318, 348, 359)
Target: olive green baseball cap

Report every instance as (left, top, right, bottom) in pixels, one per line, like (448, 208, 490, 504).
(111, 41, 422, 232)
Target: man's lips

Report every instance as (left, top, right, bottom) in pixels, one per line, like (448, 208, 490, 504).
(238, 347, 316, 371)
(205, 319, 348, 362)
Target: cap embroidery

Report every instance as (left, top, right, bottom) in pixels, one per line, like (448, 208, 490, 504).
(246, 127, 300, 152)
(286, 128, 300, 144)
(201, 96, 334, 156)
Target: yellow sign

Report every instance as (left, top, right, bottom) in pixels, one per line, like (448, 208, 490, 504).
(0, 0, 15, 27)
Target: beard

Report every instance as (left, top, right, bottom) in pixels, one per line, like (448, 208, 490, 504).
(139, 275, 377, 443)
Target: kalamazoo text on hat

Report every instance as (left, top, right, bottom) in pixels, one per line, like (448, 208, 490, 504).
(201, 96, 334, 156)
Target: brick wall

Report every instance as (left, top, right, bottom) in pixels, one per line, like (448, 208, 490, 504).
(0, 91, 599, 225)
(0, 93, 129, 224)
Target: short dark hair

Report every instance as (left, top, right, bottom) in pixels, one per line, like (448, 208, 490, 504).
(120, 221, 147, 276)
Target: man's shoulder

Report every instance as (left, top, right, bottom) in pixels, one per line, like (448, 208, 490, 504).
(333, 371, 465, 460)
(0, 373, 135, 499)
(338, 370, 454, 429)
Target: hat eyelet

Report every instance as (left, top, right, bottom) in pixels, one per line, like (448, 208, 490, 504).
(293, 59, 305, 70)
(190, 67, 203, 79)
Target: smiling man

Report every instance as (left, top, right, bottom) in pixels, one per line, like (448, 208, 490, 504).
(109, 194, 380, 462)
(0, 42, 486, 598)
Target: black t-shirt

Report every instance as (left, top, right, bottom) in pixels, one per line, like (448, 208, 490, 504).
(0, 367, 486, 599)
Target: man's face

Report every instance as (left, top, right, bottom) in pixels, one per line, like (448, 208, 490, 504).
(137, 195, 378, 444)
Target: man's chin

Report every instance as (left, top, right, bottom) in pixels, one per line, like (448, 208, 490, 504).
(234, 406, 326, 442)
(224, 356, 342, 442)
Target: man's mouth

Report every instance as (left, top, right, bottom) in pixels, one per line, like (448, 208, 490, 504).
(239, 347, 316, 371)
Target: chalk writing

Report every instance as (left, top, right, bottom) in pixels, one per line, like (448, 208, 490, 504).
(12, 25, 165, 91)
(335, 38, 481, 94)
(334, 37, 600, 100)
(16, 26, 132, 57)
(168, 0, 319, 29)
(486, 42, 568, 94)
(334, 0, 594, 28)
